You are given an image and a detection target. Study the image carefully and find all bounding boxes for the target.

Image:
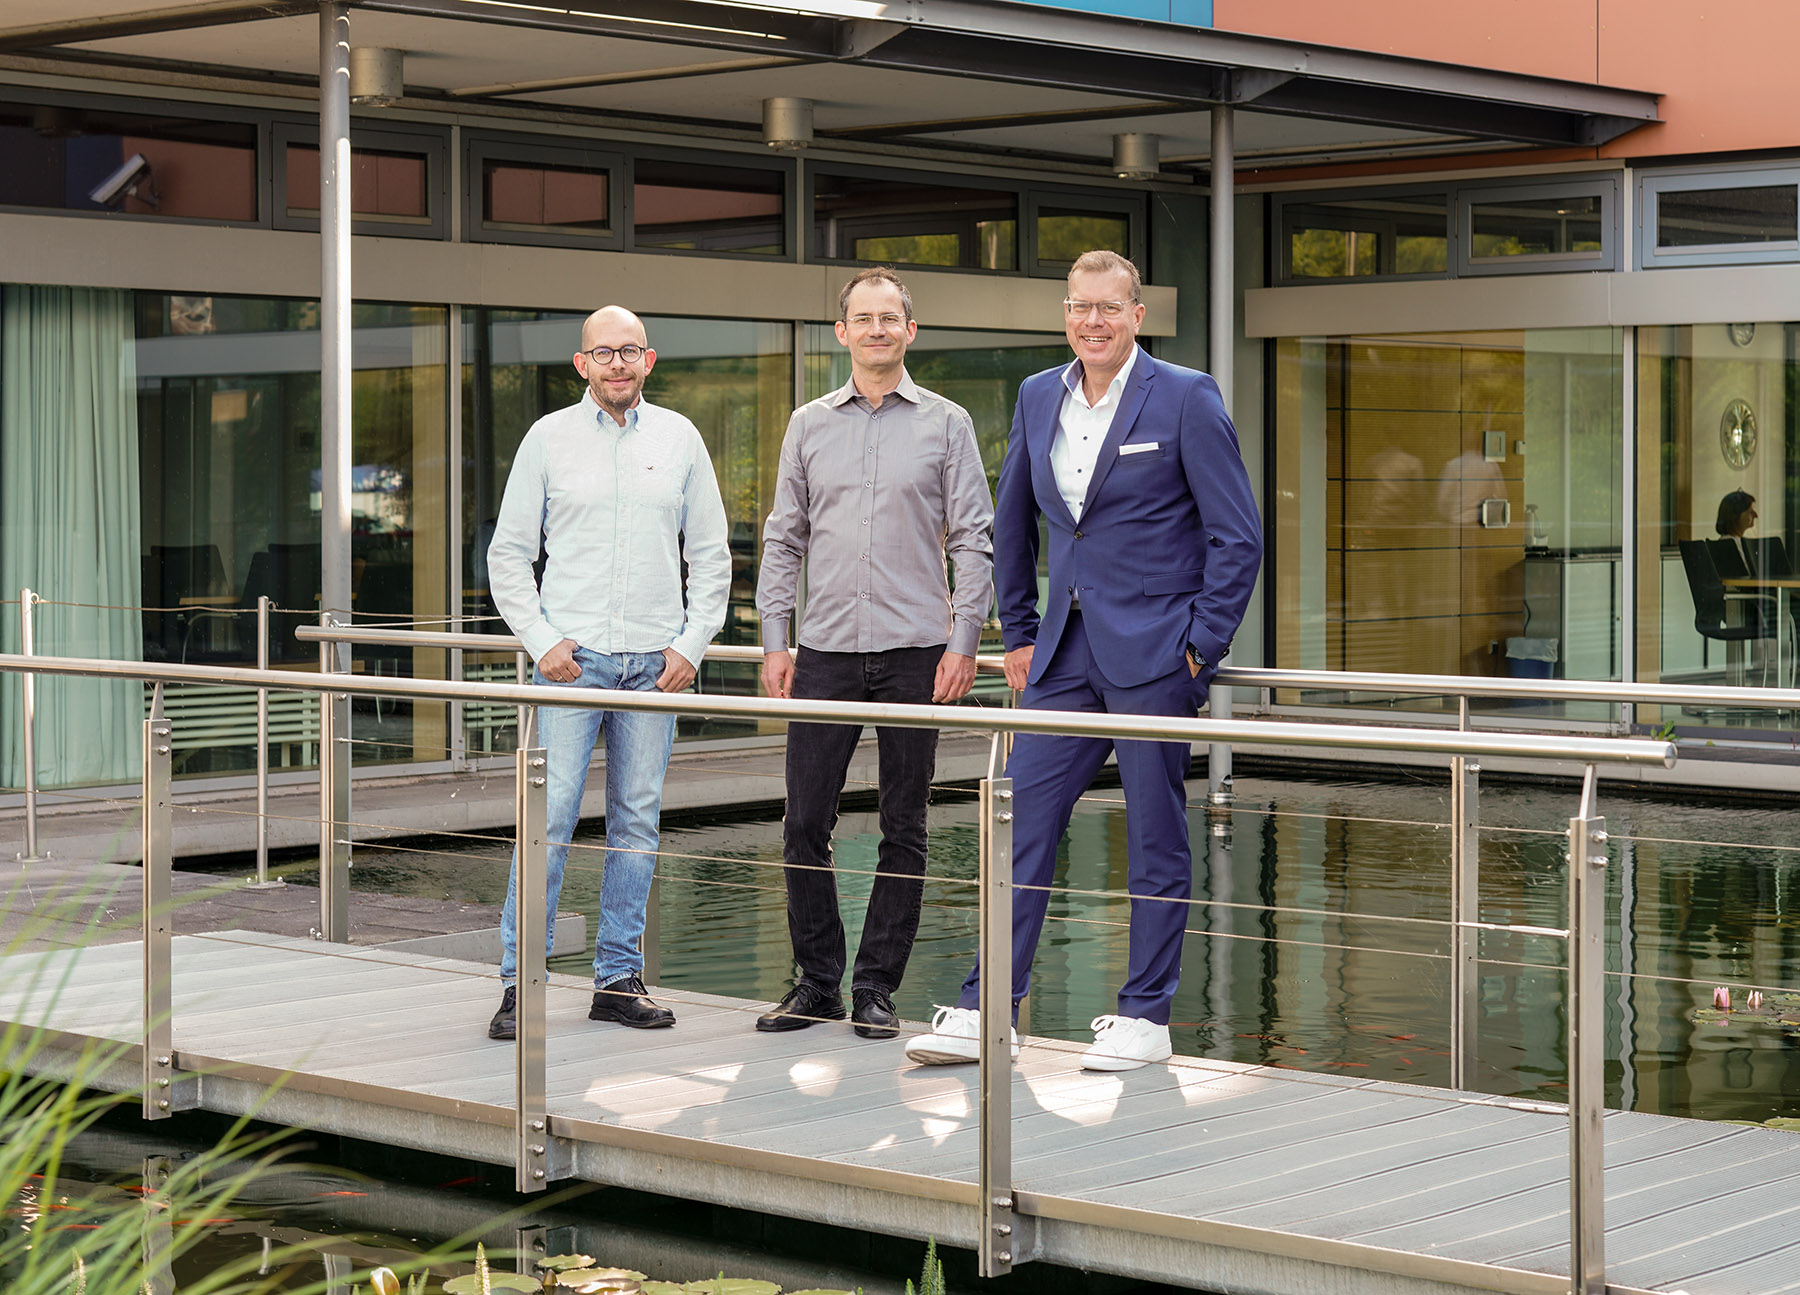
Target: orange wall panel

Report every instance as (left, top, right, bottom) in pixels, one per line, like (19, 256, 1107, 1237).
(1212, 0, 1599, 84)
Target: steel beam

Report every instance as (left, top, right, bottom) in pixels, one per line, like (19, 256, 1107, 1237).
(141, 688, 174, 1121)
(514, 741, 555, 1193)
(977, 774, 1015, 1277)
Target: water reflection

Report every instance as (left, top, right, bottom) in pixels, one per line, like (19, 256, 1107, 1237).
(346, 774, 1800, 1124)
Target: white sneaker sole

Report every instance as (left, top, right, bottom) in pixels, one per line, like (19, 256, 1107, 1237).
(903, 1038, 1020, 1066)
(1080, 1047, 1172, 1073)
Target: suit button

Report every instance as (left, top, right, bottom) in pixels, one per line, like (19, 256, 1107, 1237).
(1066, 585, 1075, 594)
(1073, 530, 1084, 539)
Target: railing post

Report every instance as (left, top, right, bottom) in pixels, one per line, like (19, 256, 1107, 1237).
(318, 613, 351, 942)
(140, 1155, 173, 1295)
(515, 738, 553, 1193)
(1207, 676, 1233, 816)
(142, 685, 175, 1121)
(643, 874, 661, 986)
(1450, 695, 1480, 1091)
(1567, 764, 1607, 1295)
(16, 588, 46, 862)
(977, 755, 1015, 1278)
(514, 649, 530, 752)
(248, 596, 281, 889)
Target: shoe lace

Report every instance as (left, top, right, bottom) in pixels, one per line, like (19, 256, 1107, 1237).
(928, 1004, 968, 1032)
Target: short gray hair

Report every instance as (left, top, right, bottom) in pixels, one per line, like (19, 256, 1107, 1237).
(1068, 249, 1142, 300)
(838, 266, 914, 321)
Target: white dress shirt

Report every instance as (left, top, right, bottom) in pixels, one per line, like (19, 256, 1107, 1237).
(487, 391, 731, 668)
(1051, 345, 1140, 523)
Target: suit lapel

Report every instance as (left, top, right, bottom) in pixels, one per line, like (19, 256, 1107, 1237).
(1080, 349, 1156, 513)
(1030, 369, 1079, 530)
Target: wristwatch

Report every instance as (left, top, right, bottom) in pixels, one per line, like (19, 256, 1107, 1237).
(1186, 643, 1209, 673)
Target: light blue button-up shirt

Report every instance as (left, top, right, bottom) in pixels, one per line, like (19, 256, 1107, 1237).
(487, 391, 730, 668)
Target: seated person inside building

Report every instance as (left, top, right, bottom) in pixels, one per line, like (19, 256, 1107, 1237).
(1712, 489, 1797, 675)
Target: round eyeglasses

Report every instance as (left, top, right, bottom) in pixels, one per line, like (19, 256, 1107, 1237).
(585, 344, 646, 364)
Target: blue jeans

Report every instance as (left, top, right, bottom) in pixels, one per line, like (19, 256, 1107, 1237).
(499, 648, 676, 989)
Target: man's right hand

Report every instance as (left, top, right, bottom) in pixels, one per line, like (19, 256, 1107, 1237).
(537, 638, 581, 683)
(761, 648, 795, 699)
(1002, 645, 1034, 691)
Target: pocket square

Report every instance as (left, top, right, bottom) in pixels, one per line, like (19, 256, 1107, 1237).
(1118, 441, 1160, 455)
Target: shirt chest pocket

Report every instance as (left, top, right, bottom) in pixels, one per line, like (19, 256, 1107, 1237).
(631, 447, 686, 512)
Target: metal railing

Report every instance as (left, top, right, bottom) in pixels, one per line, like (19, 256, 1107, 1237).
(0, 642, 1674, 1295)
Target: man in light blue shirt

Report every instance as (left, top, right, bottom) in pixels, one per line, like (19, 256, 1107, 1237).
(484, 305, 730, 1040)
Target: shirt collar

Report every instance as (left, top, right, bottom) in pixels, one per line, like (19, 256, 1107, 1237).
(584, 388, 639, 431)
(1061, 345, 1141, 407)
(829, 368, 920, 408)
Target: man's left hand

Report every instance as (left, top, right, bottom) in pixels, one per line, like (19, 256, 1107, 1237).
(656, 648, 697, 693)
(932, 650, 977, 703)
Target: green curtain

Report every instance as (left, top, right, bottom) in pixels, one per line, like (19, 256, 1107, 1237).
(1, 285, 144, 788)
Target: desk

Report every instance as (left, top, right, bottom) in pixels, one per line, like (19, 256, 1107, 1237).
(1721, 576, 1800, 685)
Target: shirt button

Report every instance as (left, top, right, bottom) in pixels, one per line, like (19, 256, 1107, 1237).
(865, 481, 872, 487)
(860, 554, 867, 561)
(861, 518, 868, 525)
(859, 592, 869, 599)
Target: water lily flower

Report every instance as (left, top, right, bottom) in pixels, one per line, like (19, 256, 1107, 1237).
(1713, 986, 1731, 1010)
(1747, 990, 1764, 1010)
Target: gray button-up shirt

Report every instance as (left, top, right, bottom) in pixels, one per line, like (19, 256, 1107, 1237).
(757, 370, 994, 657)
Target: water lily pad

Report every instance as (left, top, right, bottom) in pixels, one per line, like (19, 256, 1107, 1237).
(538, 1256, 598, 1272)
(443, 1273, 544, 1294)
(786, 1288, 856, 1294)
(1761, 1117, 1800, 1131)
(687, 1281, 780, 1295)
(558, 1271, 645, 1292)
(641, 1283, 688, 1295)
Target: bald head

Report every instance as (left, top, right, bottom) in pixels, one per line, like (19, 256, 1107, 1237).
(582, 305, 647, 350)
(575, 305, 656, 425)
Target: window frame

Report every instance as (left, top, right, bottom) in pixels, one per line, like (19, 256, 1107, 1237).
(1455, 177, 1619, 276)
(272, 119, 449, 240)
(0, 86, 270, 228)
(1637, 163, 1800, 269)
(1025, 189, 1147, 277)
(807, 161, 1029, 276)
(622, 144, 795, 260)
(462, 133, 624, 250)
(1270, 184, 1453, 285)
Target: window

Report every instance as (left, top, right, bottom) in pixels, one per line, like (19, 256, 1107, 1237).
(631, 155, 786, 255)
(1640, 166, 1800, 267)
(812, 171, 1018, 271)
(1456, 179, 1617, 275)
(1029, 192, 1144, 274)
(273, 122, 447, 238)
(0, 96, 258, 223)
(1274, 191, 1448, 283)
(465, 136, 619, 247)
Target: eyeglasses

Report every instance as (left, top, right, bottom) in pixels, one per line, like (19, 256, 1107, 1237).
(1063, 299, 1137, 319)
(584, 344, 645, 364)
(844, 313, 907, 329)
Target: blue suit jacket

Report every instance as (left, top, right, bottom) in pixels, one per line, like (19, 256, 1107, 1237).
(994, 348, 1262, 690)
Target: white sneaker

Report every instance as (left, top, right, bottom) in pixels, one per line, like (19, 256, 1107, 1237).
(904, 1005, 1018, 1065)
(1080, 1015, 1172, 1072)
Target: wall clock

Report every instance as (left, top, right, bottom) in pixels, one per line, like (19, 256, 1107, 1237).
(1720, 397, 1757, 468)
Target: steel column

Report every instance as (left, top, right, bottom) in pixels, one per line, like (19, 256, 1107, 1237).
(319, 614, 352, 941)
(977, 773, 1015, 1277)
(1567, 765, 1608, 1295)
(1449, 696, 1481, 1090)
(1207, 679, 1233, 814)
(515, 649, 530, 750)
(1209, 105, 1234, 411)
(319, 1, 352, 675)
(16, 588, 45, 862)
(142, 687, 174, 1120)
(515, 740, 552, 1193)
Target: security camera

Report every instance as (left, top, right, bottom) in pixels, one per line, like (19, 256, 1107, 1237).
(88, 153, 159, 209)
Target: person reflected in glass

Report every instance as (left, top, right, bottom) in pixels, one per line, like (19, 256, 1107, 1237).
(754, 267, 995, 1041)
(483, 306, 731, 1041)
(1713, 489, 1797, 673)
(906, 250, 1262, 1073)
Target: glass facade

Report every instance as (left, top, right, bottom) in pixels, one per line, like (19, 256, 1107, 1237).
(1636, 322, 1800, 734)
(1273, 329, 1624, 712)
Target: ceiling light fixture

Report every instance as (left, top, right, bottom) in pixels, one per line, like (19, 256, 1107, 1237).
(763, 97, 813, 150)
(1112, 132, 1159, 180)
(350, 47, 405, 107)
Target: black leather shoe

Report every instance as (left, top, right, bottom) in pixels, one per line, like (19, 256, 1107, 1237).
(851, 987, 899, 1040)
(755, 981, 847, 1033)
(487, 986, 517, 1040)
(589, 975, 675, 1029)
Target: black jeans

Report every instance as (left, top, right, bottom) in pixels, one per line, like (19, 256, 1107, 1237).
(783, 644, 942, 997)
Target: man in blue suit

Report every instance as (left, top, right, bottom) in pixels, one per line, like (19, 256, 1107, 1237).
(906, 250, 1261, 1071)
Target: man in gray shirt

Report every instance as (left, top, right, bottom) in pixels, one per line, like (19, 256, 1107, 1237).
(755, 267, 995, 1040)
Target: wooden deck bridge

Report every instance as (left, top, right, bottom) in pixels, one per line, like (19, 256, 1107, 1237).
(6, 930, 1798, 1295)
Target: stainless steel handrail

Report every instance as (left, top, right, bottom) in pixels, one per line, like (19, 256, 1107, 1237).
(0, 650, 1675, 1292)
(0, 653, 1675, 767)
